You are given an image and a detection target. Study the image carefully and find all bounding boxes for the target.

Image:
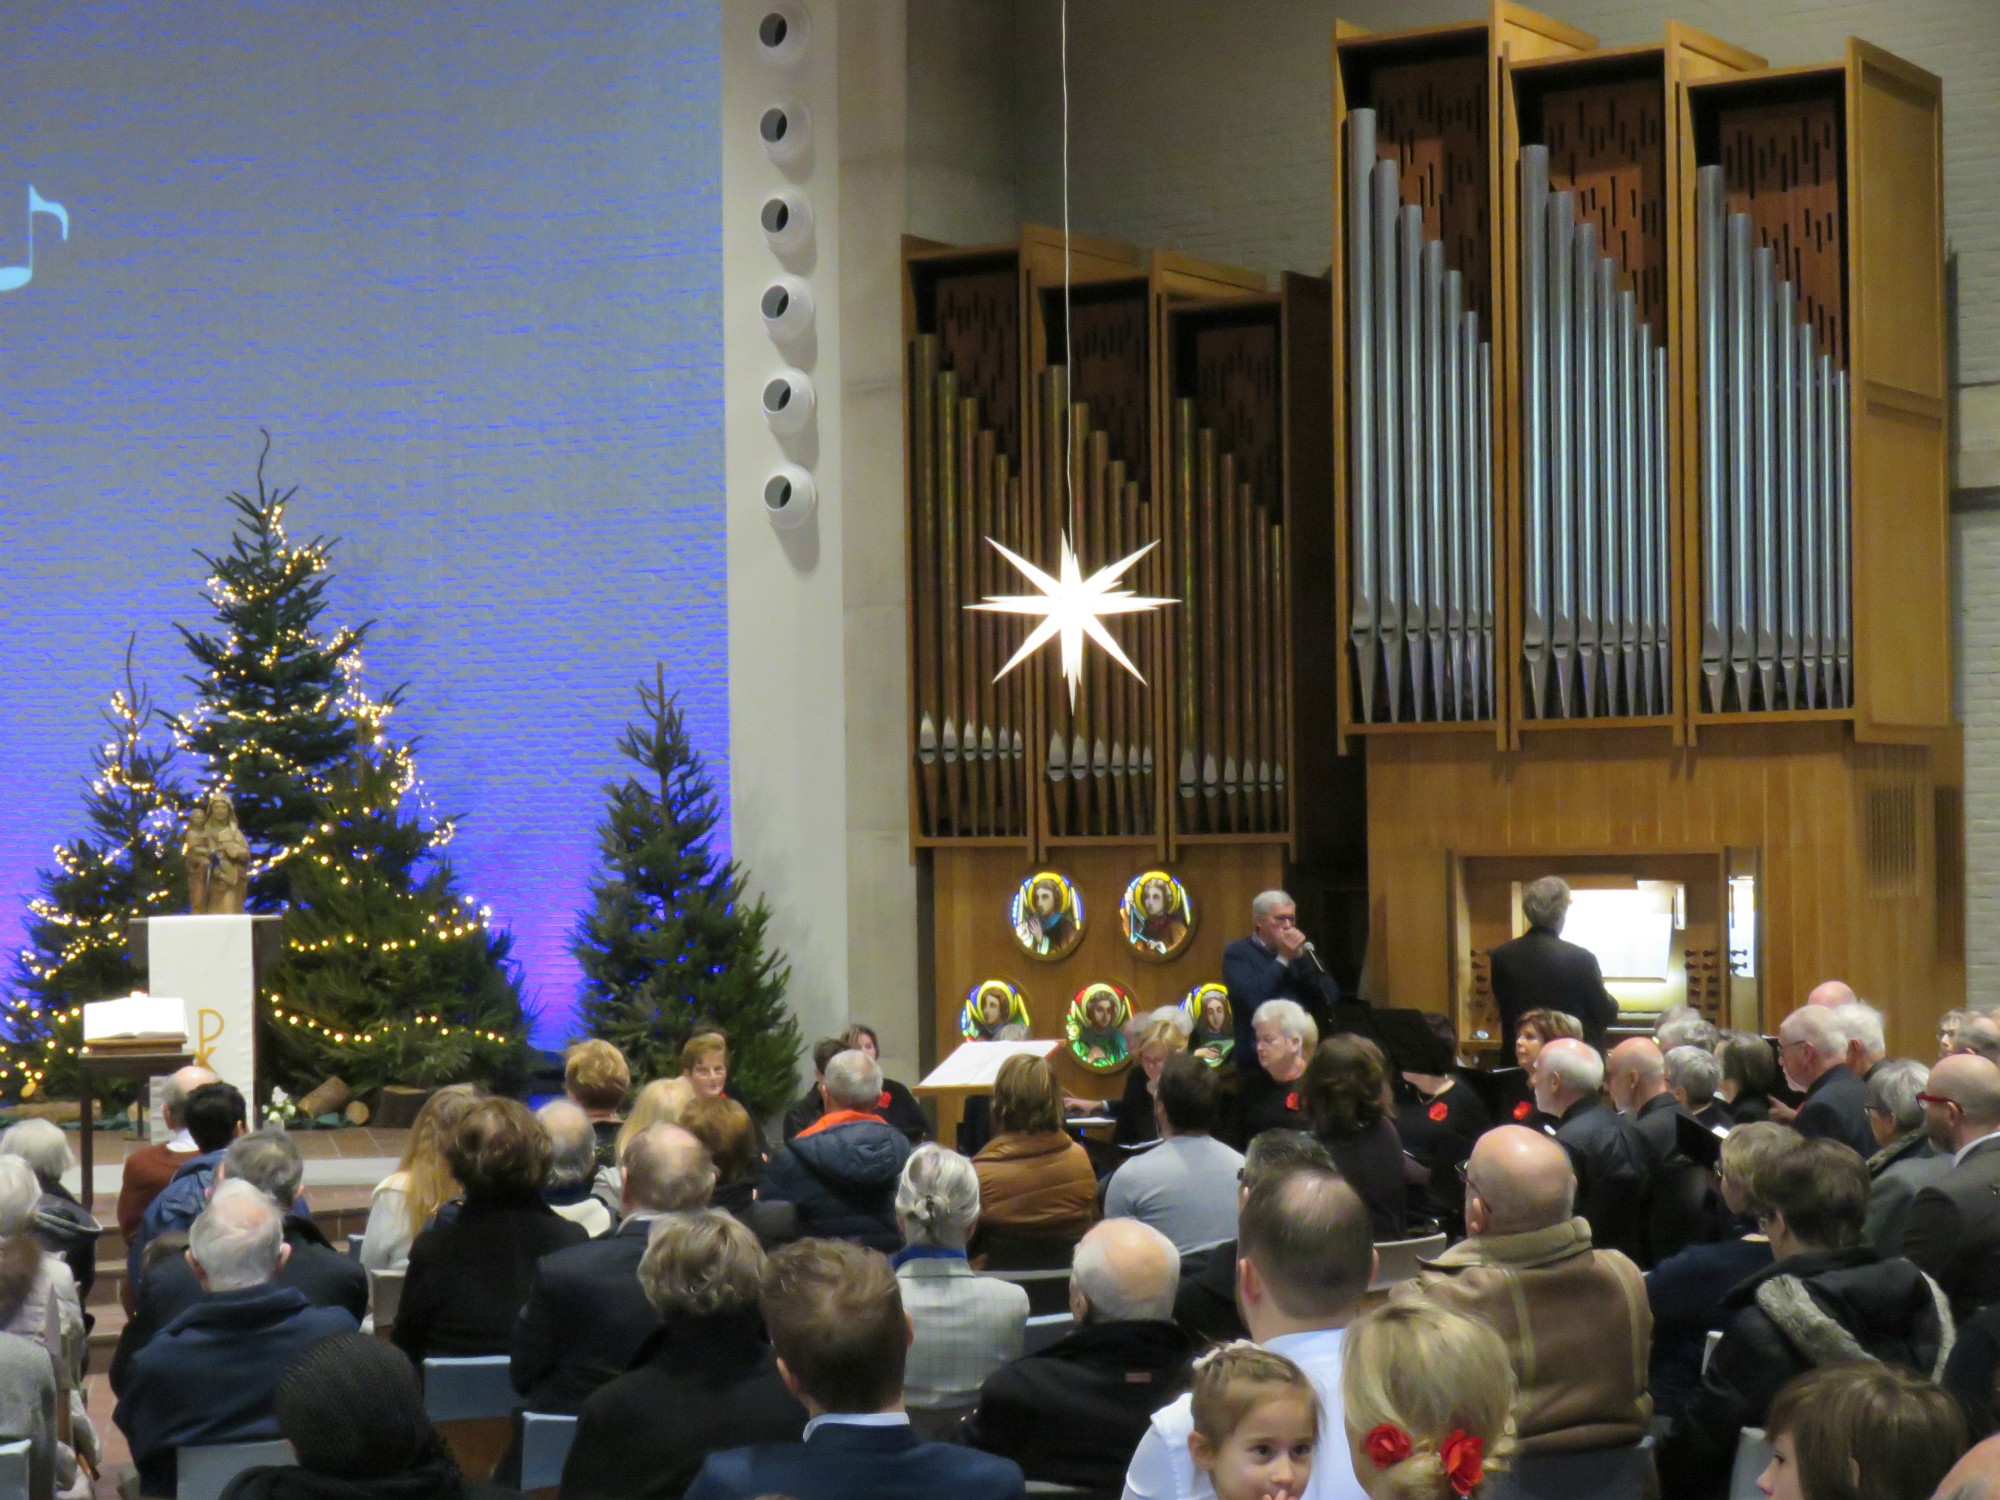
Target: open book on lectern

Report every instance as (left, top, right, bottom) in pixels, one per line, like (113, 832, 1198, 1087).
(917, 1038, 1059, 1091)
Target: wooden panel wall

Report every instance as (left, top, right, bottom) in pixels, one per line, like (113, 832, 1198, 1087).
(1365, 723, 1957, 1059)
(930, 842, 1283, 1102)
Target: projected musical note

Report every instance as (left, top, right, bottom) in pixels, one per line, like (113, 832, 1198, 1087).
(0, 186, 70, 292)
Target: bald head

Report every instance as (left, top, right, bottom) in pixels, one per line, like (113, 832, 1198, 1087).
(1924, 1053, 2000, 1153)
(1071, 1218, 1180, 1323)
(1934, 1432, 2000, 1500)
(1959, 1017, 2000, 1066)
(621, 1124, 716, 1215)
(1465, 1126, 1577, 1236)
(1808, 979, 1857, 1009)
(163, 1065, 219, 1131)
(1607, 1038, 1668, 1115)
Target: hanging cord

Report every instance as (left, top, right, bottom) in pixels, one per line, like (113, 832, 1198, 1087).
(1061, 0, 1078, 545)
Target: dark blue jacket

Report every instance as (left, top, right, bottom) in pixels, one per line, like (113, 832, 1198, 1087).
(128, 1149, 226, 1290)
(1644, 1235, 1774, 1423)
(759, 1117, 914, 1251)
(1220, 936, 1339, 1085)
(686, 1419, 1024, 1500)
(1794, 1064, 1879, 1161)
(114, 1282, 357, 1496)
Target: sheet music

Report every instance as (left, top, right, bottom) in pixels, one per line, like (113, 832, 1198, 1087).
(917, 1038, 1059, 1089)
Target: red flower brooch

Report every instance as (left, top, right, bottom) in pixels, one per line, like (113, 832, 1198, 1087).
(1363, 1424, 1411, 1469)
(1284, 1090, 1300, 1113)
(877, 1091, 893, 1111)
(1427, 1100, 1450, 1122)
(1441, 1429, 1485, 1495)
(1512, 1099, 1534, 1121)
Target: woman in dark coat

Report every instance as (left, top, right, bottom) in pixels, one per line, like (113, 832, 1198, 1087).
(393, 1099, 587, 1363)
(1300, 1035, 1407, 1240)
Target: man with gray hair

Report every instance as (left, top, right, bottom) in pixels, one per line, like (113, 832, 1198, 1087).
(967, 1218, 1193, 1494)
(1222, 889, 1341, 1089)
(1534, 1038, 1649, 1263)
(1488, 875, 1618, 1056)
(1396, 1125, 1651, 1454)
(114, 1179, 356, 1495)
(537, 1100, 614, 1237)
(113, 1131, 367, 1387)
(1655, 1005, 1721, 1056)
(1861, 1057, 1948, 1254)
(1665, 1044, 1732, 1131)
(512, 1122, 717, 1414)
(759, 1048, 914, 1251)
(1780, 1003, 1877, 1158)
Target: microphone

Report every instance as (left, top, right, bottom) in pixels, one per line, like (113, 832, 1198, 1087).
(1300, 940, 1328, 973)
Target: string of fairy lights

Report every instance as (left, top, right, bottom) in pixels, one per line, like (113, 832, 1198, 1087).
(3, 492, 509, 1091)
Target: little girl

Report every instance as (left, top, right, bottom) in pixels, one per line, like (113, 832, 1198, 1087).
(1186, 1342, 1319, 1500)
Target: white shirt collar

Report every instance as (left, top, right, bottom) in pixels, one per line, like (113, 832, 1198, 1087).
(1956, 1129, 2000, 1166)
(802, 1411, 911, 1442)
(167, 1127, 196, 1153)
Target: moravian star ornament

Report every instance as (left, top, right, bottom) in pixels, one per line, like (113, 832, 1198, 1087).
(969, 533, 1177, 708)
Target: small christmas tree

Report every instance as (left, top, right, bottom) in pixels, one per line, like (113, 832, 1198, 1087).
(6, 644, 190, 1097)
(174, 434, 394, 907)
(573, 669, 800, 1118)
(261, 753, 529, 1095)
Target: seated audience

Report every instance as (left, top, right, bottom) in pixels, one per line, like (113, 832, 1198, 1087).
(1392, 1024, 1491, 1226)
(1105, 1055, 1244, 1253)
(115, 1065, 216, 1275)
(1666, 1044, 1733, 1132)
(1505, 1009, 1583, 1127)
(1903, 1052, 2000, 1317)
(1395, 1124, 1650, 1455)
(537, 1100, 614, 1237)
(1174, 1131, 1335, 1350)
(681, 1094, 761, 1218)
(1300, 1037, 1405, 1241)
(1659, 1139, 1953, 1498)
(0, 1300, 57, 1500)
(360, 1083, 477, 1273)
(1656, 1006, 1721, 1056)
(1645, 1121, 1795, 1424)
(1125, 1164, 1375, 1500)
(1716, 1028, 1779, 1125)
(0, 1119, 99, 1300)
(0, 1157, 81, 1390)
(512, 1123, 715, 1414)
(1781, 1005, 1878, 1158)
(114, 1131, 367, 1387)
(783, 1039, 850, 1143)
(684, 1239, 1025, 1500)
(1531, 1039, 1648, 1263)
(616, 1077, 695, 1160)
(843, 1022, 931, 1144)
(115, 1180, 356, 1496)
(890, 1144, 1028, 1428)
(1229, 1001, 1317, 1147)
(761, 1049, 914, 1251)
(1864, 1058, 1949, 1256)
(393, 1098, 588, 1363)
(221, 1331, 521, 1500)
(972, 1054, 1095, 1254)
(1109, 1012, 1192, 1150)
(565, 1039, 631, 1171)
(1759, 1362, 1966, 1500)
(1835, 999, 1890, 1082)
(1185, 1343, 1319, 1500)
(129, 1080, 247, 1288)
(966, 1216, 1191, 1492)
(1341, 1301, 1518, 1500)
(562, 1211, 808, 1500)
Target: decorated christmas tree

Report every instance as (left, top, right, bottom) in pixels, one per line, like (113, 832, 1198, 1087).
(5, 644, 191, 1097)
(573, 669, 800, 1118)
(260, 753, 529, 1095)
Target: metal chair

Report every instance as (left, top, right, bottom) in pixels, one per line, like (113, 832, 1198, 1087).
(1023, 1311, 1073, 1355)
(0, 1437, 28, 1500)
(367, 1268, 405, 1339)
(520, 1411, 579, 1494)
(346, 1231, 365, 1258)
(1486, 1436, 1654, 1500)
(423, 1355, 515, 1481)
(1731, 1428, 1774, 1500)
(176, 1438, 295, 1500)
(987, 1266, 1072, 1317)
(1368, 1232, 1446, 1291)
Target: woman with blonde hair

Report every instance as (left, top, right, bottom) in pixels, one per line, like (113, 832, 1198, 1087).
(1342, 1300, 1516, 1499)
(616, 1077, 696, 1161)
(1112, 1009, 1192, 1147)
(359, 1083, 478, 1272)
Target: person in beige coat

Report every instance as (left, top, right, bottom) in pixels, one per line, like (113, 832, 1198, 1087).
(1393, 1124, 1653, 1456)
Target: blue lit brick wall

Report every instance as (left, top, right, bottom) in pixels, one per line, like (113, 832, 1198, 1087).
(0, 1, 723, 1047)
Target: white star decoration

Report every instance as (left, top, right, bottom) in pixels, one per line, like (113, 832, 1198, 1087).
(969, 534, 1178, 707)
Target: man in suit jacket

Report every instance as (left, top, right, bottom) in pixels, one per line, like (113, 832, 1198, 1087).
(1780, 1004, 1878, 1160)
(686, 1239, 1024, 1500)
(964, 1218, 1193, 1492)
(110, 1131, 366, 1391)
(1222, 890, 1341, 1088)
(511, 1122, 716, 1413)
(1488, 877, 1619, 1056)
(1901, 1051, 2000, 1317)
(1535, 1040, 1649, 1265)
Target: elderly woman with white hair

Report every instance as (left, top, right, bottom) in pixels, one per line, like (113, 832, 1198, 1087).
(1226, 999, 1319, 1148)
(893, 1143, 1029, 1434)
(0, 1118, 100, 1298)
(0, 1156, 82, 1390)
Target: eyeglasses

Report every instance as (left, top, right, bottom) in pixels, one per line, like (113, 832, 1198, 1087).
(1915, 1092, 1962, 1113)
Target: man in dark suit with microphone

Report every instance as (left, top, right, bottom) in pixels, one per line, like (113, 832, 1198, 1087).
(1489, 875, 1619, 1058)
(1222, 890, 1342, 1088)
